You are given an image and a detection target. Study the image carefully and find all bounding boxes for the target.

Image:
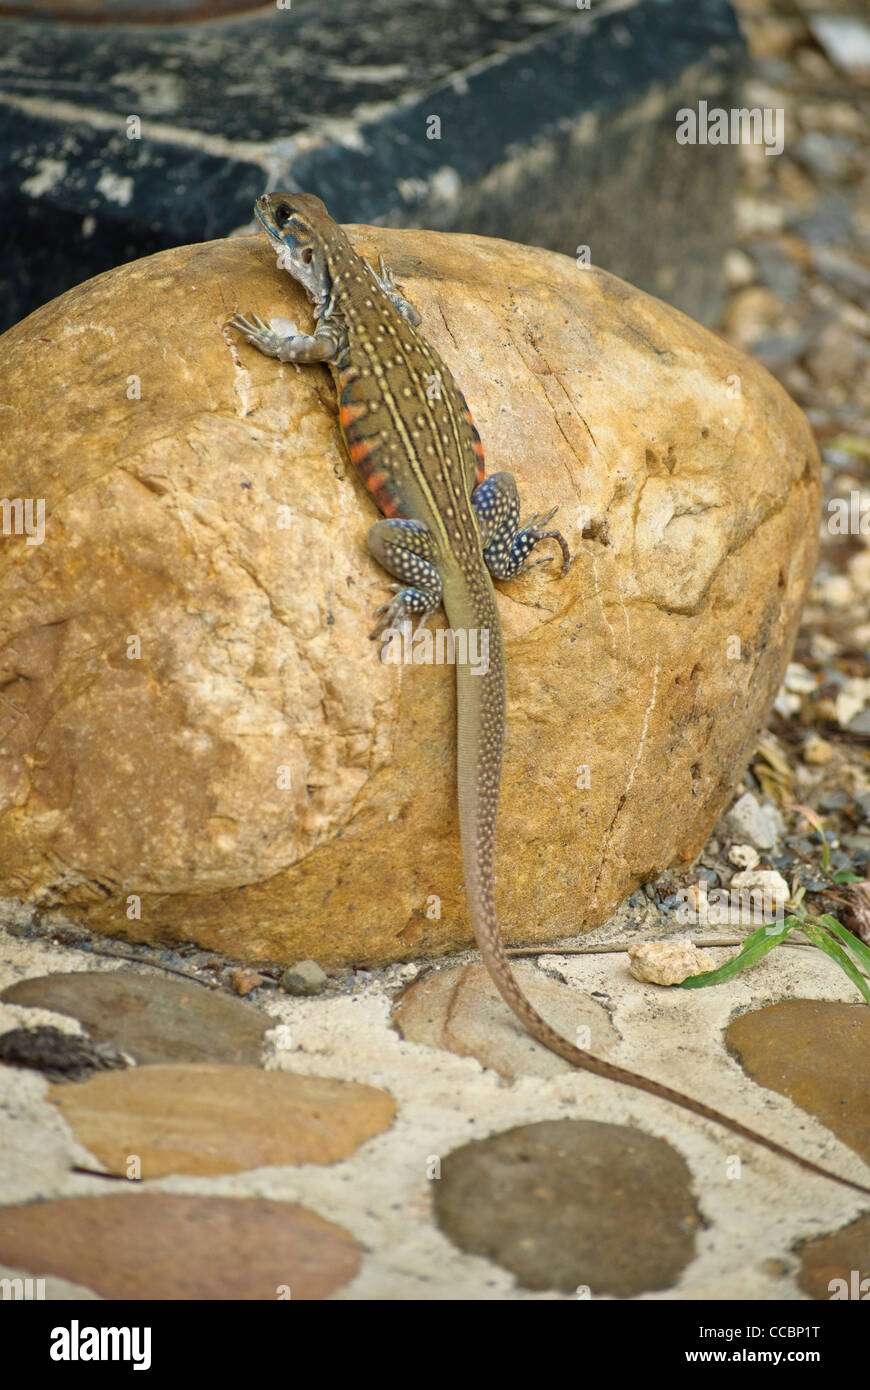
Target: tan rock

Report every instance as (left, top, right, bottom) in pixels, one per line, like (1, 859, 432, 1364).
(726, 1000, 870, 1164)
(0, 1193, 360, 1300)
(49, 1063, 396, 1176)
(627, 940, 715, 986)
(0, 223, 820, 966)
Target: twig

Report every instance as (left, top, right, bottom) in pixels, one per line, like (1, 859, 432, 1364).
(504, 936, 819, 957)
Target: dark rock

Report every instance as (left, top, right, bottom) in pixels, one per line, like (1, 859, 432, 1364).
(818, 788, 851, 812)
(281, 960, 328, 996)
(746, 242, 802, 301)
(789, 195, 853, 246)
(751, 332, 811, 365)
(840, 833, 870, 861)
(433, 1119, 702, 1294)
(792, 132, 855, 182)
(0, 1024, 130, 1082)
(0, 972, 268, 1066)
(829, 849, 854, 872)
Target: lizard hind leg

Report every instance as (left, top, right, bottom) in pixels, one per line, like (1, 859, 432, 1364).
(367, 518, 443, 640)
(365, 256, 422, 326)
(472, 471, 572, 579)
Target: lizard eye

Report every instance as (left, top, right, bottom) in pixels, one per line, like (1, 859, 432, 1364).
(274, 203, 293, 226)
(300, 247, 314, 264)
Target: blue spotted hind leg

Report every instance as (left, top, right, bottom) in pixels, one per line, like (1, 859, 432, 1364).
(472, 471, 571, 580)
(367, 518, 443, 639)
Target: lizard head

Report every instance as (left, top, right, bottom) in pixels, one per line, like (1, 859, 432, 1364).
(254, 192, 333, 306)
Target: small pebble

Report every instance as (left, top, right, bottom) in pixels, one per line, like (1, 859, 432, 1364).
(802, 734, 835, 765)
(628, 941, 715, 986)
(281, 960, 328, 996)
(230, 970, 263, 997)
(726, 792, 785, 850)
(728, 843, 760, 870)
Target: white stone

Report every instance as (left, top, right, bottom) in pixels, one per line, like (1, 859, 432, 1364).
(728, 843, 760, 870)
(725, 793, 786, 850)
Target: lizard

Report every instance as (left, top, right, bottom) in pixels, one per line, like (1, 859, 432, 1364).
(229, 192, 870, 1200)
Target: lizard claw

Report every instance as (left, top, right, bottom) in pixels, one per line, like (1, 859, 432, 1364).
(517, 506, 572, 577)
(369, 585, 404, 641)
(369, 587, 435, 643)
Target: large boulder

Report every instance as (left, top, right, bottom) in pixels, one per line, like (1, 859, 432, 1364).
(0, 225, 819, 965)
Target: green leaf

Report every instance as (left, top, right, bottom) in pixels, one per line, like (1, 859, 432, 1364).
(831, 870, 864, 884)
(818, 913, 870, 976)
(678, 920, 793, 989)
(803, 922, 870, 1004)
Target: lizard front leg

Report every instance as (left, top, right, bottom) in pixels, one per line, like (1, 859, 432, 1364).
(471, 471, 572, 579)
(228, 312, 338, 364)
(367, 519, 443, 639)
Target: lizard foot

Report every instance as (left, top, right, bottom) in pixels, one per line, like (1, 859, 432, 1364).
(369, 586, 436, 642)
(228, 312, 336, 363)
(473, 473, 573, 580)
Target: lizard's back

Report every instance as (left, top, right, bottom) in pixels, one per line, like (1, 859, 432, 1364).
(321, 227, 487, 552)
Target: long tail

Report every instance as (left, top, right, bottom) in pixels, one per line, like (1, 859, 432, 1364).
(450, 577, 870, 1199)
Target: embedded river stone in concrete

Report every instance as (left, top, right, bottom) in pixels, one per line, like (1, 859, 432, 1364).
(0, 220, 820, 968)
(794, 1213, 870, 1301)
(1, 972, 268, 1065)
(0, 1193, 360, 1299)
(726, 999, 870, 1163)
(48, 1063, 396, 1176)
(392, 962, 618, 1080)
(432, 1119, 702, 1295)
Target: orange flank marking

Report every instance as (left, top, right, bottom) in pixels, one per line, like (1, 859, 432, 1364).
(365, 470, 388, 493)
(476, 464, 486, 486)
(339, 401, 368, 428)
(348, 438, 376, 465)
